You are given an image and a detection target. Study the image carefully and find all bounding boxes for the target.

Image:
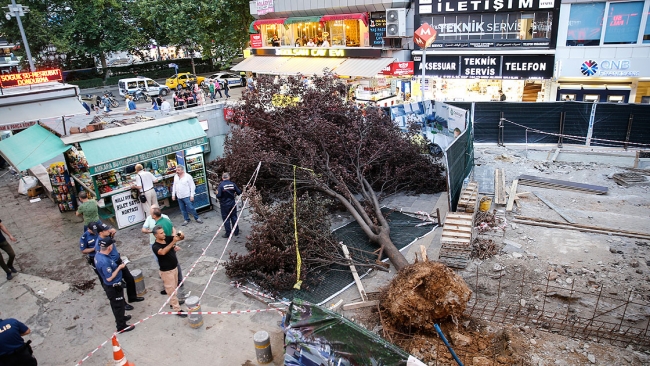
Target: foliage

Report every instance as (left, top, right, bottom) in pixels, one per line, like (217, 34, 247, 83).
(225, 189, 342, 293)
(215, 73, 447, 270)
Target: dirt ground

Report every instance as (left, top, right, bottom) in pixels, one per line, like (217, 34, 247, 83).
(350, 145, 650, 366)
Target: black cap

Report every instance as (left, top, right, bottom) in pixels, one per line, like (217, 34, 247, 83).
(99, 237, 115, 248)
(89, 221, 110, 233)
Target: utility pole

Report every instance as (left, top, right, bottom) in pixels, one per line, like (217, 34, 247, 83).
(5, 0, 35, 71)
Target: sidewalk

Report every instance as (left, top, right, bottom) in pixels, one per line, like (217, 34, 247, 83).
(0, 168, 447, 365)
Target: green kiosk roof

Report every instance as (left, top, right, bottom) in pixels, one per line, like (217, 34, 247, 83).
(61, 114, 207, 175)
(0, 124, 70, 172)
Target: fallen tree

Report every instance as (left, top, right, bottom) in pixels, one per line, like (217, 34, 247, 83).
(212, 73, 446, 271)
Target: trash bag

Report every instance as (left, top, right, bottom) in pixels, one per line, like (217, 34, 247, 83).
(18, 175, 39, 195)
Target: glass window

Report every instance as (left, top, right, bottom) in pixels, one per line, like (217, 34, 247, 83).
(645, 10, 650, 43)
(604, 1, 644, 44)
(567, 3, 606, 46)
(147, 80, 155, 87)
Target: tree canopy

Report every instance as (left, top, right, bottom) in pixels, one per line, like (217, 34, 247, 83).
(214, 73, 447, 270)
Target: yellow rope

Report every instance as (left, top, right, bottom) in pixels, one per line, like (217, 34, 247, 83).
(292, 165, 303, 289)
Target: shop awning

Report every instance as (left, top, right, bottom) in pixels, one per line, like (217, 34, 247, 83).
(0, 124, 70, 172)
(274, 57, 347, 76)
(284, 16, 322, 25)
(249, 21, 258, 34)
(231, 56, 291, 74)
(333, 57, 395, 78)
(253, 18, 287, 31)
(320, 13, 369, 27)
(0, 85, 88, 129)
(61, 115, 207, 175)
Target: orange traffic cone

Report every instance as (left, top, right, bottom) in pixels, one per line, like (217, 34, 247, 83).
(112, 335, 135, 366)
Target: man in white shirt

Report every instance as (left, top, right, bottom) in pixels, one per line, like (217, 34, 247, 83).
(321, 38, 330, 47)
(160, 98, 171, 113)
(131, 164, 159, 215)
(172, 165, 203, 226)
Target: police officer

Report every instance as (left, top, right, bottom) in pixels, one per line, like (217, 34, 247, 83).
(90, 222, 144, 305)
(0, 313, 38, 365)
(94, 238, 134, 333)
(216, 172, 242, 238)
(79, 226, 103, 284)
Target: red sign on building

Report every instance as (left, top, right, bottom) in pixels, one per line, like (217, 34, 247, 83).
(0, 69, 63, 88)
(379, 62, 415, 76)
(250, 34, 263, 48)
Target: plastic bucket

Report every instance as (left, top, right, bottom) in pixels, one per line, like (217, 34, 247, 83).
(479, 197, 492, 212)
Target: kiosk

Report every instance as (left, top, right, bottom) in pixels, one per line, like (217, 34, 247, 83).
(60, 114, 211, 229)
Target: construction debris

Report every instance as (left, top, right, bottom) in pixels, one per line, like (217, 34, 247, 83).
(611, 172, 649, 187)
(470, 237, 499, 260)
(518, 174, 608, 195)
(381, 261, 472, 332)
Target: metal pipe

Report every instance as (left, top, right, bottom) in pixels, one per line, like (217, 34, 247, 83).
(434, 324, 464, 366)
(10, 0, 35, 72)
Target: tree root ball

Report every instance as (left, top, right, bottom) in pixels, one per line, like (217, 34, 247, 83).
(381, 261, 472, 331)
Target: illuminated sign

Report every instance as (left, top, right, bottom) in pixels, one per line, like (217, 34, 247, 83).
(580, 59, 639, 77)
(414, 54, 554, 79)
(379, 62, 415, 76)
(250, 34, 263, 48)
(0, 69, 63, 88)
(418, 0, 557, 15)
(251, 48, 382, 58)
(256, 0, 274, 15)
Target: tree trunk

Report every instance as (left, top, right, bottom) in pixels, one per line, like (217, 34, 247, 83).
(374, 227, 409, 271)
(100, 53, 108, 82)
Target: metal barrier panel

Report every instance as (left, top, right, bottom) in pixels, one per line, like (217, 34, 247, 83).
(629, 104, 650, 145)
(591, 103, 633, 147)
(445, 119, 474, 212)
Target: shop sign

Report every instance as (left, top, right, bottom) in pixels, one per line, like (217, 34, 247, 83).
(0, 121, 36, 131)
(414, 23, 438, 49)
(379, 62, 415, 76)
(251, 48, 382, 58)
(461, 56, 499, 77)
(414, 54, 554, 79)
(369, 13, 387, 47)
(256, 0, 274, 15)
(89, 136, 208, 175)
(417, 0, 557, 15)
(557, 58, 646, 78)
(0, 69, 62, 88)
(111, 190, 146, 229)
(250, 34, 263, 48)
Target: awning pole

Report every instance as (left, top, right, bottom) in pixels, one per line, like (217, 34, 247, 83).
(62, 116, 67, 136)
(421, 51, 426, 103)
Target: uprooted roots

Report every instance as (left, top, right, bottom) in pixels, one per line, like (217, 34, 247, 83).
(380, 261, 472, 332)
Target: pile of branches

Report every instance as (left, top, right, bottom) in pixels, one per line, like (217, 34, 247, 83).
(470, 237, 499, 260)
(225, 189, 381, 294)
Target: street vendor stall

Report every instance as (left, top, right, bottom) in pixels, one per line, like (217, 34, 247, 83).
(60, 113, 211, 229)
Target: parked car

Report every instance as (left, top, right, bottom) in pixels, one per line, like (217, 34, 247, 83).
(118, 77, 170, 97)
(208, 72, 245, 88)
(165, 72, 206, 90)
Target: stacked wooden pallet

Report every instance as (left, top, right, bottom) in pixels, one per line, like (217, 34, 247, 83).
(518, 175, 608, 195)
(438, 213, 474, 269)
(457, 182, 479, 213)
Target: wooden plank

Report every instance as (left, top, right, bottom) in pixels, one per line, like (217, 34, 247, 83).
(514, 216, 650, 237)
(342, 300, 379, 311)
(519, 180, 605, 194)
(494, 169, 501, 204)
(551, 148, 561, 162)
(341, 244, 366, 302)
(512, 219, 650, 241)
(518, 174, 608, 194)
(420, 245, 428, 261)
(506, 179, 519, 212)
(533, 191, 575, 223)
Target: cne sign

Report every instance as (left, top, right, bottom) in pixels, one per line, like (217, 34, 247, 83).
(0, 69, 63, 88)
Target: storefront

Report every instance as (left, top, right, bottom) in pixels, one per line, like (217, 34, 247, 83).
(60, 114, 211, 229)
(412, 0, 560, 101)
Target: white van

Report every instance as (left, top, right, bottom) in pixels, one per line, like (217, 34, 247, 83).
(118, 76, 170, 97)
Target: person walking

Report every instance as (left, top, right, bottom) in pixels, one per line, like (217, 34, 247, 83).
(127, 95, 137, 110)
(94, 238, 135, 333)
(172, 166, 203, 226)
(0, 219, 17, 280)
(208, 79, 215, 102)
(151, 226, 187, 318)
(131, 163, 159, 215)
(223, 80, 230, 99)
(91, 222, 144, 305)
(216, 172, 242, 238)
(0, 314, 37, 365)
(215, 79, 223, 99)
(75, 191, 99, 231)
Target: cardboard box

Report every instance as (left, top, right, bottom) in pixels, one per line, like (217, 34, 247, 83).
(27, 186, 44, 197)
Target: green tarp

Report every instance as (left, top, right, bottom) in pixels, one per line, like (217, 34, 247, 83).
(282, 209, 437, 305)
(0, 124, 70, 171)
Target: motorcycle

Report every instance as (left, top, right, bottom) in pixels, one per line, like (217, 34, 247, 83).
(82, 90, 120, 110)
(123, 87, 151, 103)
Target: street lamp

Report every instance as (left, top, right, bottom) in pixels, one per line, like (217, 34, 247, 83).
(4, 0, 35, 71)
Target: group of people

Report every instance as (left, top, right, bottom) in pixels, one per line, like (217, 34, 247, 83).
(207, 78, 230, 102)
(295, 35, 330, 48)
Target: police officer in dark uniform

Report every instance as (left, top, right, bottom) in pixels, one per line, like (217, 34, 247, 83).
(0, 314, 38, 365)
(94, 238, 134, 333)
(79, 226, 103, 284)
(216, 172, 242, 238)
(90, 222, 144, 305)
